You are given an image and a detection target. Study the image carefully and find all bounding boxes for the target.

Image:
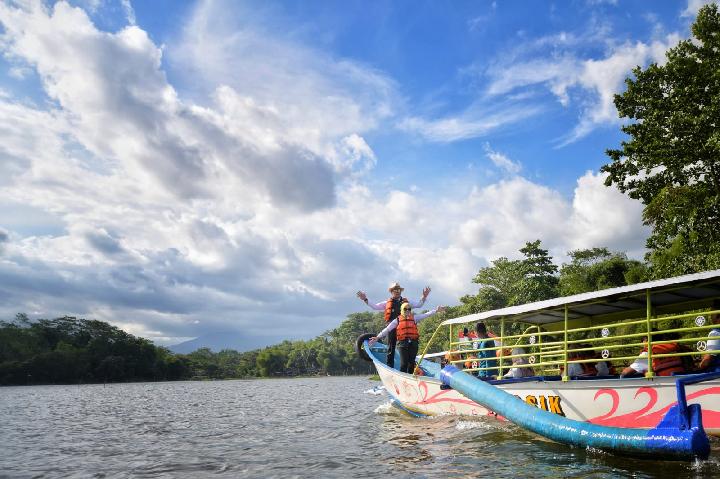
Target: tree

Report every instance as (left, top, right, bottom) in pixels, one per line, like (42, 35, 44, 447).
(464, 240, 558, 313)
(559, 248, 649, 296)
(256, 348, 287, 376)
(602, 4, 720, 277)
(515, 240, 559, 304)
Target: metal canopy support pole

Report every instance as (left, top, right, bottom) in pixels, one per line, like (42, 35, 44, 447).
(562, 305, 569, 381)
(646, 288, 654, 378)
(499, 317, 505, 377)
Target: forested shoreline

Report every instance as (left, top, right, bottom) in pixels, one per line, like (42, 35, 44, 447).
(0, 311, 384, 385)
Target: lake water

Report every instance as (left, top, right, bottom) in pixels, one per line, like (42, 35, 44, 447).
(1, 377, 719, 478)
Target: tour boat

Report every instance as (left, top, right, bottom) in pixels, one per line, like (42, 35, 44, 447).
(358, 270, 720, 459)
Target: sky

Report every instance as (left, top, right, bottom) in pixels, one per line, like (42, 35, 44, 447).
(0, 0, 715, 350)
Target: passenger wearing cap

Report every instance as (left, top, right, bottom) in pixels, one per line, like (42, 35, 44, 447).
(357, 282, 430, 368)
(369, 302, 446, 374)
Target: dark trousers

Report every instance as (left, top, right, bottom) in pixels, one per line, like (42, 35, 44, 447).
(386, 328, 397, 368)
(397, 338, 419, 374)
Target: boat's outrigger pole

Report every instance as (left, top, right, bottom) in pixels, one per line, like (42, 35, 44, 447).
(439, 365, 717, 460)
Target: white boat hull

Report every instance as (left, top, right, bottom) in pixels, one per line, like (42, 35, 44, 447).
(375, 359, 720, 435)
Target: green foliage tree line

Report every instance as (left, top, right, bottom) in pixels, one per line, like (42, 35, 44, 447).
(0, 314, 190, 385)
(0, 310, 385, 385)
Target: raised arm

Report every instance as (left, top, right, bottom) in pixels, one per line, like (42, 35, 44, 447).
(356, 291, 386, 311)
(413, 305, 445, 322)
(409, 286, 431, 308)
(368, 318, 399, 346)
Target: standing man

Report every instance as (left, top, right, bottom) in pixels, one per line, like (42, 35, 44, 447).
(357, 282, 430, 368)
(368, 302, 445, 374)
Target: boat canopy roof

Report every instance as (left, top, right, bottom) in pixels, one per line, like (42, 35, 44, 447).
(441, 269, 720, 327)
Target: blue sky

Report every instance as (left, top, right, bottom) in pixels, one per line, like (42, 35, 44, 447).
(0, 0, 714, 350)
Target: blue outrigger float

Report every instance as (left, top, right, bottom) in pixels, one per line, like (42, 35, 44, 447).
(359, 270, 720, 460)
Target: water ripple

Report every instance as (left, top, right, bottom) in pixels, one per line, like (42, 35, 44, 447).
(1, 378, 719, 478)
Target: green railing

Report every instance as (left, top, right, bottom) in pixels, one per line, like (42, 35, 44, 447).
(435, 308, 719, 380)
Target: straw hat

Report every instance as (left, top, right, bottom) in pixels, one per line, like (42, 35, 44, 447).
(388, 282, 404, 292)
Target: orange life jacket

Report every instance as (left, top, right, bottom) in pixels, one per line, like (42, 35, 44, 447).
(650, 343, 685, 376)
(446, 351, 461, 363)
(384, 297, 408, 323)
(464, 355, 478, 370)
(396, 313, 419, 340)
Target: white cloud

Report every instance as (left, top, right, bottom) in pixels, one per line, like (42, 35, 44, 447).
(120, 0, 136, 25)
(682, 0, 717, 17)
(481, 27, 681, 145)
(485, 56, 581, 103)
(0, 1, 372, 212)
(483, 143, 521, 175)
(170, 0, 397, 162)
(567, 171, 649, 257)
(560, 35, 681, 144)
(399, 102, 543, 143)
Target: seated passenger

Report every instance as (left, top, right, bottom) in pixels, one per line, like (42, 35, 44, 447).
(502, 347, 534, 378)
(620, 353, 647, 378)
(594, 357, 613, 376)
(620, 334, 685, 377)
(566, 345, 597, 377)
(697, 301, 720, 372)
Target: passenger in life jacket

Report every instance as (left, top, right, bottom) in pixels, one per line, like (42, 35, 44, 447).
(699, 301, 720, 372)
(357, 282, 431, 368)
(649, 340, 686, 376)
(620, 334, 686, 377)
(369, 302, 446, 374)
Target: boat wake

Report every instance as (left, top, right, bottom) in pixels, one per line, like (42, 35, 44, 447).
(373, 401, 398, 415)
(455, 419, 498, 431)
(364, 385, 385, 395)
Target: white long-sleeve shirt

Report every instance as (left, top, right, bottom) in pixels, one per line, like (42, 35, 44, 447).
(363, 295, 427, 312)
(376, 308, 439, 340)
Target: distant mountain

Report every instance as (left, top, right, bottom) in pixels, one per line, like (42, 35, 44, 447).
(168, 332, 277, 354)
